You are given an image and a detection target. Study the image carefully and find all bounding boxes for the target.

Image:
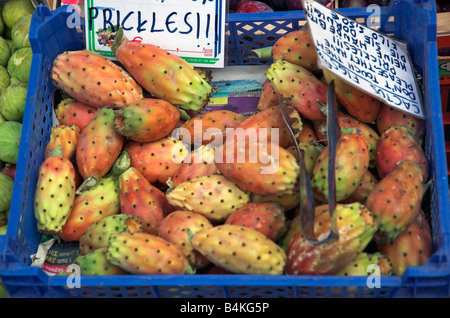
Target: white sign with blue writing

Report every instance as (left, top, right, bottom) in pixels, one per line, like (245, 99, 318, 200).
(303, 0, 424, 118)
(84, 0, 226, 68)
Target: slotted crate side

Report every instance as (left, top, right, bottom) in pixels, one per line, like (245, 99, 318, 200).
(1, 1, 449, 298)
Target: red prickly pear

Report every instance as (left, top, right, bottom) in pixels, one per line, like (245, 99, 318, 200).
(366, 159, 424, 244)
(375, 125, 429, 181)
(257, 79, 279, 111)
(55, 98, 98, 132)
(119, 167, 173, 234)
(51, 50, 144, 109)
(285, 203, 377, 275)
(377, 210, 433, 275)
(233, 106, 302, 149)
(157, 211, 214, 269)
(215, 139, 300, 196)
(311, 129, 370, 203)
(178, 110, 246, 146)
(266, 60, 327, 121)
(126, 137, 189, 187)
(114, 98, 180, 143)
(170, 145, 219, 186)
(322, 68, 381, 123)
(225, 202, 287, 241)
(44, 124, 80, 160)
(376, 103, 425, 144)
(111, 28, 211, 112)
(76, 107, 125, 188)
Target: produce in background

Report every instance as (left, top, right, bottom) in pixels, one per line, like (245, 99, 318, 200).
(6, 46, 31, 83)
(0, 36, 10, 67)
(236, 1, 275, 12)
(0, 78, 27, 122)
(191, 224, 287, 275)
(0, 171, 13, 212)
(1, 0, 34, 30)
(33, 146, 76, 235)
(111, 27, 212, 112)
(0, 64, 10, 92)
(10, 13, 30, 49)
(0, 120, 21, 164)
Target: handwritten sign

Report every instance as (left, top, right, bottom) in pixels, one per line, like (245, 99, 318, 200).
(303, 0, 424, 118)
(84, 0, 226, 68)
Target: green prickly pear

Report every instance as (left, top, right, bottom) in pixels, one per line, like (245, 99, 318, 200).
(191, 224, 287, 275)
(79, 214, 143, 255)
(34, 145, 76, 235)
(335, 252, 393, 276)
(107, 232, 190, 275)
(166, 175, 250, 223)
(76, 247, 128, 275)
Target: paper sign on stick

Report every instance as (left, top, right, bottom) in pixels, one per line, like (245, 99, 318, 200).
(84, 0, 226, 68)
(302, 0, 424, 118)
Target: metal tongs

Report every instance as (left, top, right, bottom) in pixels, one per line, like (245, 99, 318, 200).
(279, 80, 340, 245)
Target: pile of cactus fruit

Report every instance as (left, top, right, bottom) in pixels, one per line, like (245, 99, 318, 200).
(33, 26, 433, 278)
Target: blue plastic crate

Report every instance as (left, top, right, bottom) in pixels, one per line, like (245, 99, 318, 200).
(1, 0, 449, 298)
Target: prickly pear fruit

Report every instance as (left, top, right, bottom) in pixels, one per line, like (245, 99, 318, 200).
(286, 141, 325, 176)
(107, 232, 190, 275)
(366, 159, 424, 244)
(170, 145, 219, 186)
(55, 98, 98, 132)
(79, 214, 143, 255)
(112, 28, 211, 112)
(119, 167, 173, 234)
(76, 107, 125, 187)
(252, 29, 319, 72)
(233, 106, 302, 148)
(375, 125, 429, 181)
(297, 121, 319, 143)
(126, 137, 189, 187)
(341, 170, 378, 204)
(114, 98, 180, 142)
(178, 110, 246, 146)
(225, 202, 287, 241)
(251, 191, 300, 212)
(279, 215, 301, 251)
(257, 79, 279, 111)
(59, 174, 121, 242)
(285, 203, 377, 275)
(376, 103, 425, 144)
(377, 210, 432, 275)
(44, 125, 80, 160)
(311, 129, 369, 203)
(191, 224, 287, 274)
(322, 68, 381, 123)
(157, 211, 214, 269)
(215, 139, 300, 196)
(34, 146, 76, 235)
(166, 175, 250, 223)
(76, 247, 128, 275)
(52, 50, 143, 109)
(266, 59, 327, 121)
(335, 252, 393, 276)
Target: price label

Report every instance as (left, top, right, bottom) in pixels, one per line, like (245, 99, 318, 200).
(303, 0, 424, 118)
(84, 0, 226, 68)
